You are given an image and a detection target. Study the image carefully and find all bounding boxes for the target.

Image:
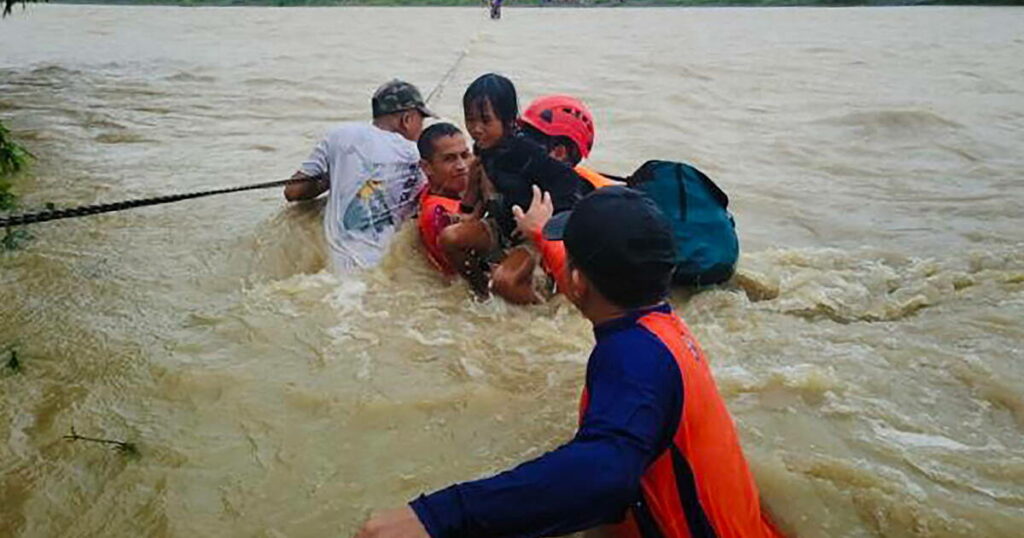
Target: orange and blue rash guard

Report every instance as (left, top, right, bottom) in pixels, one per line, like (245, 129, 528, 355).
(418, 191, 461, 275)
(529, 228, 570, 293)
(409, 304, 783, 538)
(527, 166, 616, 293)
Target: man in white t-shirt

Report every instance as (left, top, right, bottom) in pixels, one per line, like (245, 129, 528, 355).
(284, 79, 435, 271)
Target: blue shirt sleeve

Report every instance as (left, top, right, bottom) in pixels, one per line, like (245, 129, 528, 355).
(409, 327, 683, 538)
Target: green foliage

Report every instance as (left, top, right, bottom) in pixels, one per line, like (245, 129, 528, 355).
(1, 120, 31, 236)
(0, 181, 15, 212)
(2, 226, 33, 251)
(0, 120, 32, 180)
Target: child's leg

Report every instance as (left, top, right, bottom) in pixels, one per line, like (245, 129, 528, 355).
(439, 219, 496, 297)
(491, 246, 543, 305)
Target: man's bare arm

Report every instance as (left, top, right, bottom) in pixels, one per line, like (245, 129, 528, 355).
(284, 170, 329, 201)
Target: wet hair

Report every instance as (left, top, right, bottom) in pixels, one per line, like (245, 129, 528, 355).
(569, 257, 673, 309)
(520, 124, 582, 166)
(463, 73, 519, 133)
(418, 122, 464, 161)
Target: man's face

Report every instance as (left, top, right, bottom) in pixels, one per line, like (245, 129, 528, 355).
(422, 133, 472, 197)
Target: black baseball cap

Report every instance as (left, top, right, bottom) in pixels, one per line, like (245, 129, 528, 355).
(543, 186, 677, 283)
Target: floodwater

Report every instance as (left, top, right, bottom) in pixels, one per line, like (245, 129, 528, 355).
(1, 5, 1022, 537)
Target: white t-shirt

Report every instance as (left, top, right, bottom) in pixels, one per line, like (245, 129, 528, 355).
(300, 123, 424, 272)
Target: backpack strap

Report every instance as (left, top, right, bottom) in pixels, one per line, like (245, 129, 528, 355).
(685, 165, 729, 208)
(674, 163, 688, 221)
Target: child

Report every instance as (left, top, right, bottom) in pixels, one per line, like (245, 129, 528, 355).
(440, 73, 586, 303)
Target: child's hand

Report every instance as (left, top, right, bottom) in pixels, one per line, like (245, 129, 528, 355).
(513, 185, 554, 239)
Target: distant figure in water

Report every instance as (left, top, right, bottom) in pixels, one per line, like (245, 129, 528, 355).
(283, 79, 434, 272)
(490, 0, 502, 20)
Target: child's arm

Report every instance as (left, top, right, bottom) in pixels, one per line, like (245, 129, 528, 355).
(459, 159, 483, 215)
(458, 159, 497, 219)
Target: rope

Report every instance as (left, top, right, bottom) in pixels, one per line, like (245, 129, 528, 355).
(1, 27, 485, 229)
(0, 177, 308, 227)
(424, 29, 482, 106)
(425, 46, 469, 106)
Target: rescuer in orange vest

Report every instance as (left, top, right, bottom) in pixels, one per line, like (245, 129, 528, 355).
(416, 122, 473, 275)
(356, 186, 784, 538)
(487, 94, 620, 304)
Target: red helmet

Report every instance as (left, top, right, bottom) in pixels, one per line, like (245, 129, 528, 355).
(519, 94, 596, 159)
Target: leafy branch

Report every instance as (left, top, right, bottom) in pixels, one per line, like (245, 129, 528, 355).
(2, 226, 32, 251)
(0, 120, 33, 179)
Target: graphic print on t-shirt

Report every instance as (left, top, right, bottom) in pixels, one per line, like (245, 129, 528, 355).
(343, 175, 394, 236)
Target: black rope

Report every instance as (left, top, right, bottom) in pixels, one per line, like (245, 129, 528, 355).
(424, 47, 470, 106)
(2, 26, 482, 230)
(0, 176, 314, 227)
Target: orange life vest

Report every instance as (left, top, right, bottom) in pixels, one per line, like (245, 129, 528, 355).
(530, 166, 614, 289)
(579, 311, 784, 538)
(575, 165, 619, 190)
(418, 191, 460, 275)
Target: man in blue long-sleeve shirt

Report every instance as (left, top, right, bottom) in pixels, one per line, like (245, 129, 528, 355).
(356, 187, 782, 538)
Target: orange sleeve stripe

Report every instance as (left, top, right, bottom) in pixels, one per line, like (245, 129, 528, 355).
(530, 228, 570, 294)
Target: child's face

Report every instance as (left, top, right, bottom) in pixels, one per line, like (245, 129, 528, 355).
(465, 99, 505, 150)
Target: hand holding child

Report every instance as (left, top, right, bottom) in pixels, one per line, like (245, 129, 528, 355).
(513, 185, 554, 239)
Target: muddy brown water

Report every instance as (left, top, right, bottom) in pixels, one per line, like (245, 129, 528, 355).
(1, 5, 1022, 537)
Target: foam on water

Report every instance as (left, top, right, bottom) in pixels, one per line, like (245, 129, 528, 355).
(2, 5, 1023, 537)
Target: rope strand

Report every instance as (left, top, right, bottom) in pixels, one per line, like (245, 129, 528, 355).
(1, 26, 484, 229)
(0, 177, 306, 227)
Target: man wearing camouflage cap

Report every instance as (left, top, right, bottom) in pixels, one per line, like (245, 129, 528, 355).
(285, 79, 436, 272)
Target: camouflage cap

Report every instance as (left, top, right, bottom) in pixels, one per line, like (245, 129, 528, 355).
(372, 79, 436, 118)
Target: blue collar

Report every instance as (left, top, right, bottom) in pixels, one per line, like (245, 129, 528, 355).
(593, 303, 672, 339)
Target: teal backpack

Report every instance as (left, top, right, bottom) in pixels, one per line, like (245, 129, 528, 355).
(626, 161, 738, 286)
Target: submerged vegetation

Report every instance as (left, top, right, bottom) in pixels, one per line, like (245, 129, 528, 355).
(64, 425, 140, 456)
(4, 347, 21, 374)
(1, 120, 33, 251)
(0, 132, 30, 180)
(2, 226, 33, 250)
(0, 121, 31, 209)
